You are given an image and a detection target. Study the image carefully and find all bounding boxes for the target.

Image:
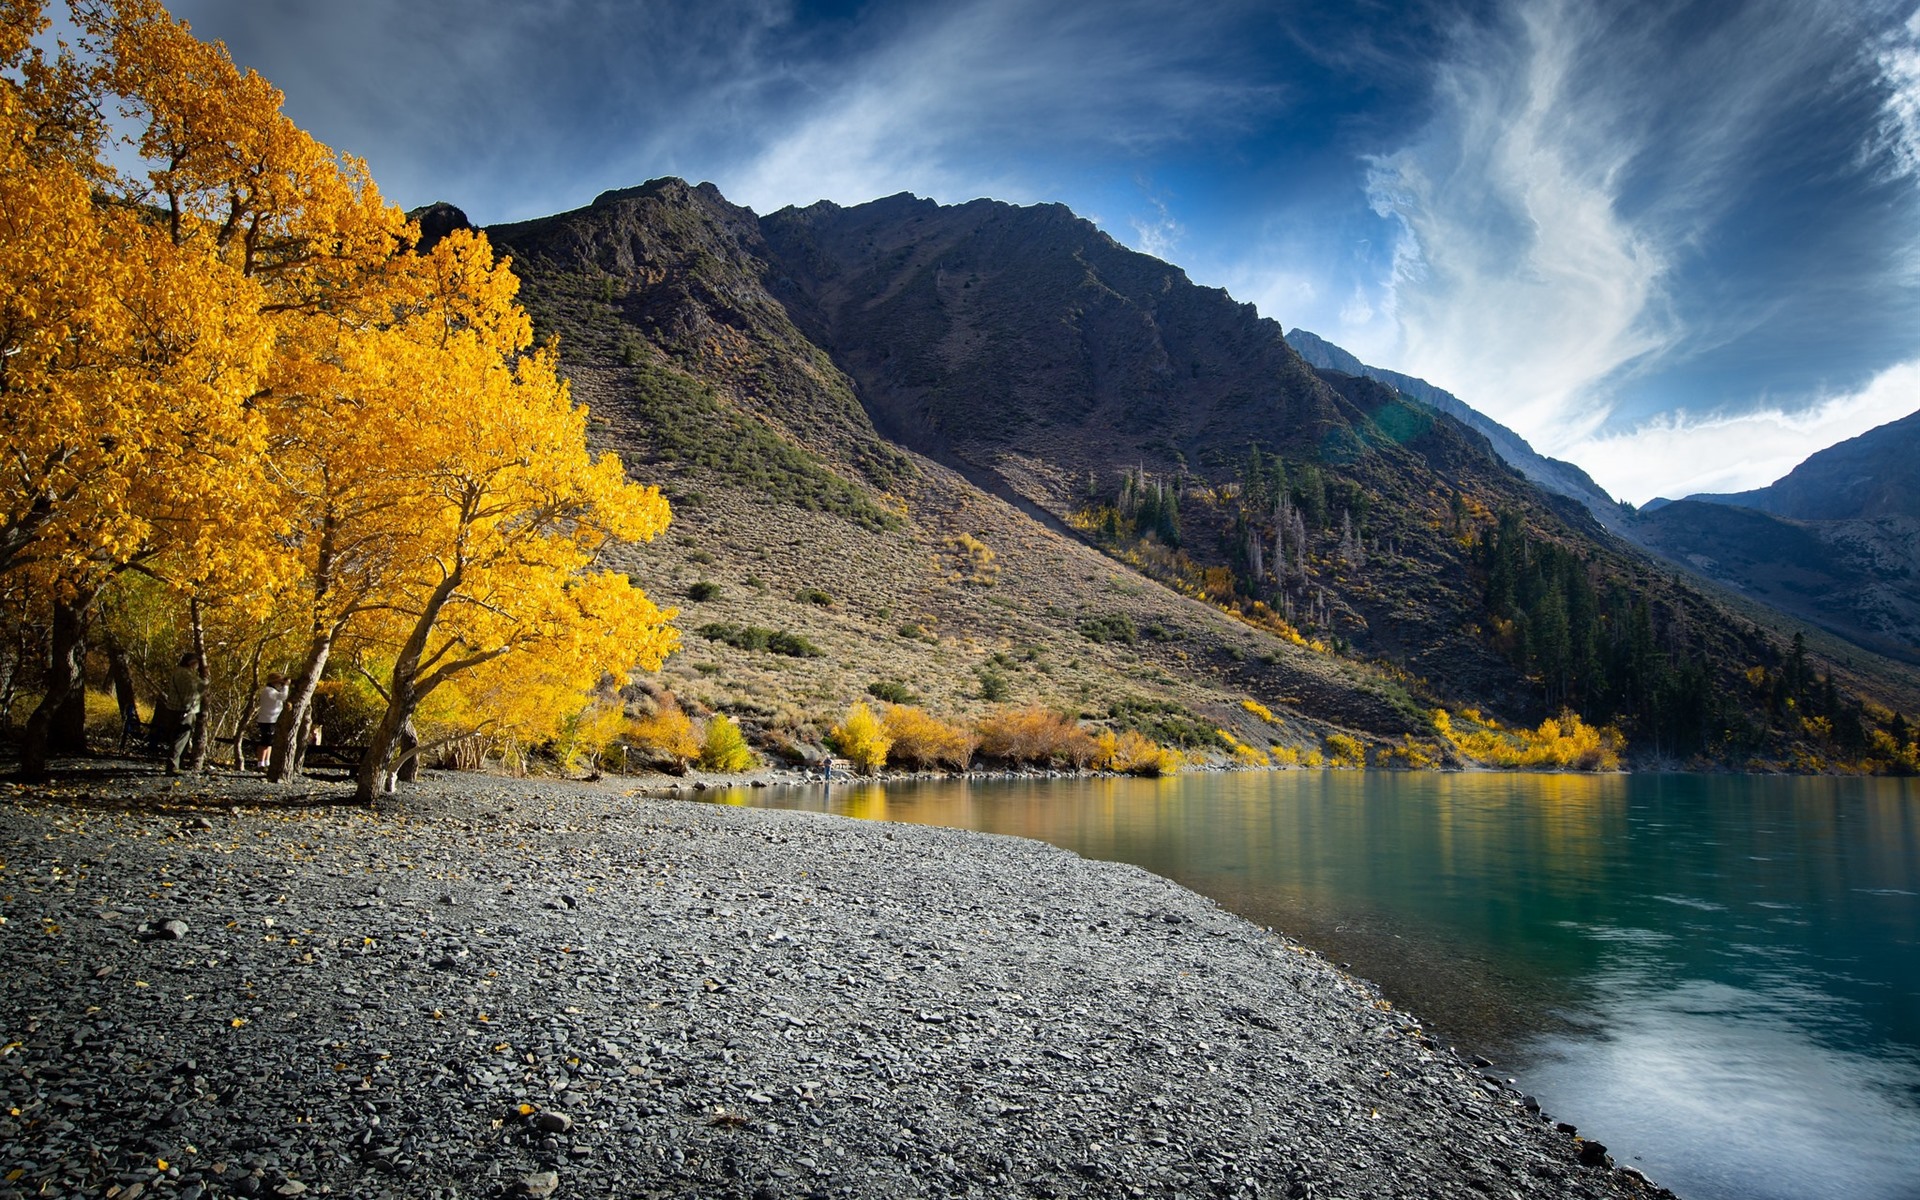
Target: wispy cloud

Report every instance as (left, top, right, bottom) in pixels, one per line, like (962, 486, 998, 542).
(1363, 0, 1673, 447)
(1876, 9, 1920, 180)
(723, 0, 1286, 212)
(1128, 194, 1184, 262)
(1566, 357, 1920, 504)
(1360, 0, 1913, 483)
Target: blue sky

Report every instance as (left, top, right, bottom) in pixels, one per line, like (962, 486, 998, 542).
(165, 0, 1920, 503)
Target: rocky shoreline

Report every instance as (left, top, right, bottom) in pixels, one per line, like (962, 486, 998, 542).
(0, 764, 1675, 1200)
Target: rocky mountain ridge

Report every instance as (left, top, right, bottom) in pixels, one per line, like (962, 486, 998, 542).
(1631, 409, 1920, 663)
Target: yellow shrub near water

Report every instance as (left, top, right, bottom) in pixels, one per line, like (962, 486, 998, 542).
(976, 705, 1099, 767)
(1094, 728, 1181, 775)
(698, 714, 756, 772)
(830, 702, 893, 774)
(628, 696, 701, 769)
(1323, 733, 1367, 768)
(882, 705, 977, 769)
(1434, 707, 1624, 771)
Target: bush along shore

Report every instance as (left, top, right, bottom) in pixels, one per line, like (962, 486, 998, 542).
(0, 766, 1676, 1200)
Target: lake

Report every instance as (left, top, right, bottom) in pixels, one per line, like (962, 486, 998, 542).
(701, 770, 1920, 1200)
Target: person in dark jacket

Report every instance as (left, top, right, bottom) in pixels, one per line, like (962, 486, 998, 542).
(160, 653, 204, 776)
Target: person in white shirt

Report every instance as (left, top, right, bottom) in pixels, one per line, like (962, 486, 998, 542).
(252, 674, 288, 769)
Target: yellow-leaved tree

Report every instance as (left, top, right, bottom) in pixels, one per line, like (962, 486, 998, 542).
(341, 229, 675, 801)
(3, 0, 679, 786)
(2, 0, 287, 773)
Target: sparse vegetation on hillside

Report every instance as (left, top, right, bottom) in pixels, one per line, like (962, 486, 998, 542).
(626, 364, 900, 531)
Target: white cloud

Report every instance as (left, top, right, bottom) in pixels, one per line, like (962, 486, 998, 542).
(722, 0, 1284, 213)
(1874, 9, 1920, 180)
(1565, 358, 1920, 504)
(1360, 0, 1910, 491)
(1127, 196, 1184, 262)
(1363, 0, 1673, 449)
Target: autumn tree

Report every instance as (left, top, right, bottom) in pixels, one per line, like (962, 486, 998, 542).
(2, 0, 288, 773)
(331, 229, 675, 801)
(3, 2, 680, 786)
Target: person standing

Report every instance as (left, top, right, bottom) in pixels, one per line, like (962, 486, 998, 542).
(251, 673, 287, 770)
(161, 652, 204, 776)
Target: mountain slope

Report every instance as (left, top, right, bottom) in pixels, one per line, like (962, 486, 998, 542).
(1630, 410, 1920, 663)
(1284, 328, 1627, 533)
(1684, 409, 1920, 521)
(1632, 500, 1920, 664)
(481, 179, 1920, 770)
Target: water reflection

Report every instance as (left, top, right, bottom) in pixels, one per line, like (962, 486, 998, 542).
(703, 771, 1920, 1200)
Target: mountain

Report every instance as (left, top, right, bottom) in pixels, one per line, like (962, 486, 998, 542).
(1631, 411, 1920, 663)
(1683, 410, 1920, 521)
(479, 178, 1920, 769)
(1284, 329, 1627, 533)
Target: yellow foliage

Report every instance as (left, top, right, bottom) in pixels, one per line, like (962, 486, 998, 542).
(628, 696, 701, 768)
(1270, 745, 1302, 767)
(1241, 698, 1279, 724)
(1094, 729, 1179, 775)
(1323, 733, 1367, 768)
(943, 533, 1000, 585)
(975, 705, 1099, 767)
(1, 4, 679, 790)
(1435, 707, 1624, 771)
(1379, 736, 1439, 769)
(1216, 728, 1271, 767)
(881, 705, 977, 769)
(829, 702, 892, 774)
(699, 715, 756, 773)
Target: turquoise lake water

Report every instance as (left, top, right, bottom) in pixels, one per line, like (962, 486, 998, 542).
(701, 771, 1920, 1200)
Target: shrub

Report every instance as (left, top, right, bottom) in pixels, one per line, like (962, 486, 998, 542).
(1094, 728, 1180, 776)
(697, 622, 823, 658)
(1078, 613, 1139, 644)
(1433, 707, 1624, 771)
(1107, 696, 1226, 750)
(1323, 733, 1367, 768)
(698, 714, 756, 772)
(882, 705, 977, 769)
(978, 666, 1011, 702)
(687, 580, 722, 601)
(796, 587, 834, 607)
(627, 696, 701, 774)
(976, 706, 1099, 768)
(554, 699, 629, 773)
(1241, 698, 1279, 724)
(829, 702, 892, 774)
(867, 679, 919, 705)
(686, 549, 716, 565)
(1218, 728, 1272, 767)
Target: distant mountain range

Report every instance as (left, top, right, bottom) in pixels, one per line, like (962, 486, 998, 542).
(441, 179, 1920, 766)
(1636, 412, 1920, 663)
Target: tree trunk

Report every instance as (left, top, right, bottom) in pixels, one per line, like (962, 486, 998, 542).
(48, 600, 88, 753)
(268, 628, 337, 783)
(187, 598, 212, 774)
(269, 516, 341, 783)
(102, 629, 140, 751)
(20, 599, 91, 778)
(397, 719, 420, 782)
(355, 571, 462, 804)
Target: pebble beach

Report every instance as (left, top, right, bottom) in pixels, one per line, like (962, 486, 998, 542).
(0, 764, 1676, 1200)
